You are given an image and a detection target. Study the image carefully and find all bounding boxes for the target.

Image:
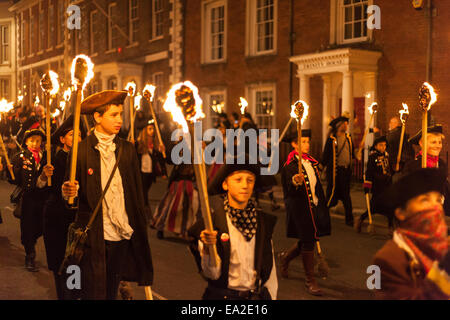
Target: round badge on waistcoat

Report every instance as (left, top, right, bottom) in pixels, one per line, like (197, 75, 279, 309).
(220, 233, 230, 242)
(88, 168, 94, 175)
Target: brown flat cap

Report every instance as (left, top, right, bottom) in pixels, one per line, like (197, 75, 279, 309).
(81, 90, 128, 114)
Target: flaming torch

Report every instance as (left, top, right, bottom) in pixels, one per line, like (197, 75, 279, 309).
(163, 81, 218, 266)
(68, 54, 94, 204)
(0, 99, 15, 180)
(395, 103, 409, 172)
(125, 81, 137, 142)
(61, 88, 72, 119)
(40, 70, 60, 186)
(419, 82, 437, 168)
(239, 97, 248, 115)
(290, 100, 309, 176)
(143, 84, 166, 158)
(356, 102, 378, 161)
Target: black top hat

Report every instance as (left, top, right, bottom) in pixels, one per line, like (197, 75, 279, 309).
(22, 128, 46, 146)
(370, 136, 388, 151)
(408, 124, 443, 145)
(207, 154, 261, 195)
(378, 168, 447, 216)
(281, 130, 311, 143)
(329, 116, 349, 131)
(81, 90, 128, 114)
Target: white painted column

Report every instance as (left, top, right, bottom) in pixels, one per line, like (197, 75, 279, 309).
(364, 72, 377, 164)
(299, 73, 311, 128)
(322, 75, 331, 148)
(341, 70, 354, 130)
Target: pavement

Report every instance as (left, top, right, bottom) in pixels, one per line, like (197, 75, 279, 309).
(0, 170, 398, 300)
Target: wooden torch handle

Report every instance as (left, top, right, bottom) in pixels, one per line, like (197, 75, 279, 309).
(45, 95, 52, 186)
(68, 89, 82, 205)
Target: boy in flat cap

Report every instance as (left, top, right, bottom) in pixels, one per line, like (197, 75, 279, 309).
(7, 128, 48, 272)
(373, 168, 450, 299)
(279, 130, 331, 296)
(355, 136, 394, 232)
(321, 116, 355, 226)
(188, 156, 278, 300)
(62, 90, 153, 300)
(38, 115, 82, 299)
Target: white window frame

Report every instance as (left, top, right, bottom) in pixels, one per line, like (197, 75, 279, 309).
(90, 10, 98, 56)
(336, 0, 372, 44)
(57, 0, 64, 47)
(246, 0, 277, 57)
(20, 12, 25, 58)
(0, 77, 11, 100)
(204, 89, 227, 129)
(107, 3, 118, 52)
(108, 76, 118, 90)
(128, 0, 139, 45)
(28, 8, 34, 57)
(38, 1, 45, 53)
(0, 24, 10, 65)
(201, 0, 227, 64)
(246, 83, 276, 130)
(47, 2, 54, 51)
(151, 0, 164, 40)
(152, 72, 164, 113)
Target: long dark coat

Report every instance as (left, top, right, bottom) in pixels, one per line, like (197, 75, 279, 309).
(373, 240, 449, 299)
(281, 155, 331, 241)
(386, 126, 414, 170)
(321, 133, 354, 207)
(42, 149, 76, 272)
(69, 134, 153, 299)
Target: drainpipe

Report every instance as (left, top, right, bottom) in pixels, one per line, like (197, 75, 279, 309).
(288, 0, 294, 105)
(426, 0, 433, 122)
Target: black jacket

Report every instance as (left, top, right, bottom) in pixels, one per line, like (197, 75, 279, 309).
(188, 195, 277, 292)
(68, 134, 153, 299)
(137, 146, 167, 181)
(281, 154, 331, 240)
(386, 126, 414, 170)
(364, 150, 392, 197)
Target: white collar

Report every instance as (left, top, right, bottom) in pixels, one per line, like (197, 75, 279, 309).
(392, 231, 419, 265)
(94, 129, 115, 145)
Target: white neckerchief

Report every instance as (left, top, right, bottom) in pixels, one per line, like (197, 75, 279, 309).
(94, 129, 134, 241)
(393, 231, 419, 265)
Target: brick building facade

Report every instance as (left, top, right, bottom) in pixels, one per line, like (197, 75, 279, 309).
(183, 0, 449, 166)
(8, 0, 183, 128)
(0, 0, 16, 102)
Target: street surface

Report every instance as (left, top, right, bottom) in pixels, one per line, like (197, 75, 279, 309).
(0, 171, 395, 300)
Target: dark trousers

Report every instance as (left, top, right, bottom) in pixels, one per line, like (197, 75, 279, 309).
(359, 199, 394, 228)
(141, 173, 154, 206)
(296, 240, 315, 251)
(21, 192, 45, 254)
(105, 239, 130, 300)
(327, 166, 353, 223)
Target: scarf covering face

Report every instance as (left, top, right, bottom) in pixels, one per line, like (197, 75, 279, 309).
(418, 151, 439, 168)
(224, 195, 257, 241)
(285, 150, 318, 166)
(27, 146, 41, 165)
(94, 129, 134, 240)
(396, 206, 448, 273)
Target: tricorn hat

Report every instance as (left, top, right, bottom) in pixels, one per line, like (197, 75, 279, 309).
(281, 130, 311, 143)
(329, 116, 349, 131)
(50, 115, 87, 146)
(207, 154, 261, 195)
(370, 136, 388, 151)
(22, 128, 46, 146)
(408, 124, 443, 145)
(377, 168, 447, 216)
(80, 90, 128, 114)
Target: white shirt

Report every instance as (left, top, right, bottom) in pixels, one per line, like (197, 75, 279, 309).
(199, 213, 278, 299)
(141, 152, 152, 173)
(301, 158, 318, 206)
(94, 129, 134, 241)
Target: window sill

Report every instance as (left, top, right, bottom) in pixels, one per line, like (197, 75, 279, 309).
(339, 37, 369, 45)
(105, 49, 116, 54)
(201, 60, 227, 66)
(246, 51, 278, 58)
(149, 36, 164, 43)
(126, 42, 139, 48)
(45, 47, 53, 53)
(55, 44, 63, 49)
(28, 54, 35, 58)
(90, 53, 98, 57)
(37, 50, 44, 55)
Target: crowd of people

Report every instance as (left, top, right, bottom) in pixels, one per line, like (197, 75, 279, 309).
(0, 87, 448, 300)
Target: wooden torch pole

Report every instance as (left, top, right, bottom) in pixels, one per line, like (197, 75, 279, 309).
(45, 94, 52, 186)
(68, 89, 82, 205)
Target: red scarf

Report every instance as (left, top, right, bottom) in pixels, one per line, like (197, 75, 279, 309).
(285, 150, 318, 166)
(418, 151, 439, 168)
(28, 147, 41, 165)
(396, 206, 448, 273)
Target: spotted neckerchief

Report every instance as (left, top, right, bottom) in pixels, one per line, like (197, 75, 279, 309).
(223, 195, 258, 241)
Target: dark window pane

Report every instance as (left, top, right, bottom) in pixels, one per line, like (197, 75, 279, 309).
(345, 7, 352, 22)
(344, 23, 352, 39)
(354, 21, 361, 38)
(355, 5, 362, 20)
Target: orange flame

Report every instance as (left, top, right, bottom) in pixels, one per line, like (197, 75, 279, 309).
(63, 88, 72, 102)
(0, 99, 14, 113)
(423, 82, 437, 111)
(368, 102, 378, 115)
(134, 93, 142, 110)
(70, 54, 94, 91)
(399, 103, 409, 124)
(143, 84, 156, 102)
(163, 81, 204, 133)
(290, 100, 309, 125)
(239, 97, 248, 115)
(125, 82, 137, 96)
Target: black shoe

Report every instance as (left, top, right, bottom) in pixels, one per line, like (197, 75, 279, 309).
(156, 231, 164, 239)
